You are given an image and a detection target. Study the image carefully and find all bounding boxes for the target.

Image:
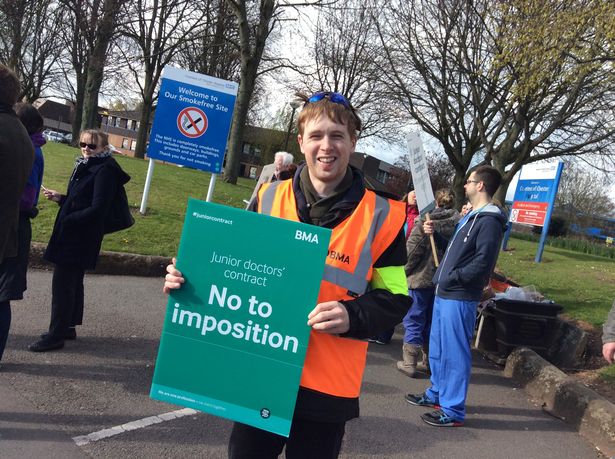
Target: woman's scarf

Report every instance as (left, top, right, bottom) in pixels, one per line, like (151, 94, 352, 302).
(69, 149, 113, 182)
(31, 132, 46, 147)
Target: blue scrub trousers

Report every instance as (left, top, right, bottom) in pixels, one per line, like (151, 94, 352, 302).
(403, 288, 435, 346)
(425, 296, 478, 421)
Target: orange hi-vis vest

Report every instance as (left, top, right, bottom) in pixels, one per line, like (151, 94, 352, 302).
(258, 179, 405, 398)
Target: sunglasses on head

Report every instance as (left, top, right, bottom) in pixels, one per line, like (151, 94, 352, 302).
(79, 142, 97, 149)
(306, 91, 351, 109)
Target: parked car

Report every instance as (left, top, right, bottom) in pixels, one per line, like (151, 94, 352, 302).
(59, 133, 73, 144)
(43, 129, 65, 143)
(108, 144, 121, 154)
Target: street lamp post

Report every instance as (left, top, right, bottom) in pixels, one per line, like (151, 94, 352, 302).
(284, 100, 301, 151)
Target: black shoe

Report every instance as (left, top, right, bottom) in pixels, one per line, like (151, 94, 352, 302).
(421, 409, 463, 427)
(28, 338, 65, 352)
(405, 393, 439, 408)
(40, 328, 76, 341)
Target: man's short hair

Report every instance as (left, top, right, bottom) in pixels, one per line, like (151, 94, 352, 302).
(0, 64, 21, 106)
(473, 165, 502, 197)
(274, 151, 294, 166)
(435, 188, 455, 209)
(296, 92, 361, 139)
(15, 103, 43, 135)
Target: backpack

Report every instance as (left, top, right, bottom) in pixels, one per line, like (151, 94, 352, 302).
(104, 184, 135, 234)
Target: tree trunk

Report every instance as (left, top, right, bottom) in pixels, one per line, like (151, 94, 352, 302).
(81, 53, 106, 130)
(134, 97, 153, 159)
(79, 0, 121, 132)
(451, 172, 467, 210)
(222, 0, 276, 184)
(72, 75, 86, 141)
(493, 181, 510, 207)
(223, 71, 255, 183)
(3, 0, 25, 74)
(205, 1, 228, 76)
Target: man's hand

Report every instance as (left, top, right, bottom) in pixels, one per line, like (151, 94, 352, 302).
(423, 220, 435, 235)
(163, 257, 184, 294)
(307, 301, 350, 335)
(603, 342, 615, 364)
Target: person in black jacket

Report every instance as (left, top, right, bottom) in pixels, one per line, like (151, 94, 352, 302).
(0, 65, 34, 365)
(397, 189, 460, 377)
(29, 129, 131, 352)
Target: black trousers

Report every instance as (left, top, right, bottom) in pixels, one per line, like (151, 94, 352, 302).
(0, 300, 10, 361)
(228, 419, 345, 459)
(48, 264, 85, 339)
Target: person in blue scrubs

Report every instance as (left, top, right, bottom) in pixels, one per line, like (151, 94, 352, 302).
(405, 165, 507, 427)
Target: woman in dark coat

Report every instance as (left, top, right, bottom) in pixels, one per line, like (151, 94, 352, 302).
(29, 129, 130, 352)
(397, 189, 460, 377)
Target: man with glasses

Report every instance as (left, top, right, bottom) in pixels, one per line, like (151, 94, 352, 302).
(405, 166, 507, 427)
(165, 91, 410, 458)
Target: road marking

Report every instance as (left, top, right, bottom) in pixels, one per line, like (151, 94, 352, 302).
(72, 408, 198, 446)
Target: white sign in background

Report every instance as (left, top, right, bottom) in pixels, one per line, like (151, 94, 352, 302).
(505, 161, 562, 202)
(406, 132, 436, 215)
(518, 162, 561, 181)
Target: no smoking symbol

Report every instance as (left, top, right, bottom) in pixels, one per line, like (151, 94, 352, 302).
(177, 107, 208, 138)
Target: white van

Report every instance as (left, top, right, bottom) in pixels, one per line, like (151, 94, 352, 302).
(43, 129, 65, 142)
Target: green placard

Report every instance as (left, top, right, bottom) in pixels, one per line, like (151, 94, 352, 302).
(151, 199, 331, 436)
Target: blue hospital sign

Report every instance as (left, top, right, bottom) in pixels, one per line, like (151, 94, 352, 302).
(147, 67, 238, 173)
(510, 162, 564, 227)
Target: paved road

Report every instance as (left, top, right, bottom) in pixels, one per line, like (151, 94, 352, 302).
(0, 270, 603, 458)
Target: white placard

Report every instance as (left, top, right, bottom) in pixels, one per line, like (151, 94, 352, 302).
(406, 132, 435, 215)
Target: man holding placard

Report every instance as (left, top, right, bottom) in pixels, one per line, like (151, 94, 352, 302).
(164, 91, 410, 458)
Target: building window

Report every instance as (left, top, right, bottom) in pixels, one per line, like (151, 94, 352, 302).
(242, 142, 262, 157)
(249, 166, 257, 179)
(108, 116, 114, 126)
(131, 120, 138, 130)
(376, 169, 391, 184)
(115, 117, 121, 127)
(122, 138, 130, 149)
(130, 139, 137, 150)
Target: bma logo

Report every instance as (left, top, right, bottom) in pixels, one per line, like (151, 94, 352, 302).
(328, 250, 350, 264)
(295, 230, 319, 244)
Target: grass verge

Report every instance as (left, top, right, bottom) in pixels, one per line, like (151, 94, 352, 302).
(496, 237, 614, 328)
(601, 365, 615, 384)
(497, 236, 615, 383)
